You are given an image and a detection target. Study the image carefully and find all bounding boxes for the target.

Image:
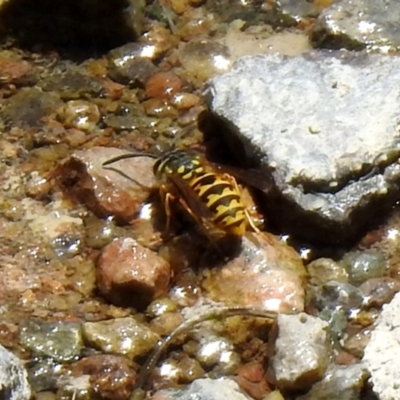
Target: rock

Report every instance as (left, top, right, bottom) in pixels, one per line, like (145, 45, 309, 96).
(154, 355, 205, 387)
(0, 344, 31, 400)
(311, 281, 363, 314)
(311, 0, 400, 52)
(82, 317, 160, 359)
(297, 363, 368, 400)
(97, 237, 171, 307)
(68, 354, 137, 400)
(359, 277, 400, 308)
(307, 258, 349, 285)
(208, 51, 400, 242)
(235, 362, 270, 400)
(363, 292, 400, 400)
(19, 320, 83, 362)
(152, 377, 252, 400)
(343, 327, 371, 358)
(57, 147, 157, 223)
(179, 39, 232, 82)
(195, 334, 241, 373)
(107, 42, 158, 86)
(39, 69, 103, 100)
(57, 100, 101, 132)
(268, 313, 332, 390)
(145, 72, 183, 99)
(202, 232, 306, 313)
(0, 87, 63, 128)
(27, 358, 60, 392)
(0, 57, 35, 86)
(341, 250, 386, 285)
(205, 0, 303, 27)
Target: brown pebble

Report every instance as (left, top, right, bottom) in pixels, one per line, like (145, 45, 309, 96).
(97, 237, 171, 308)
(0, 58, 34, 85)
(171, 92, 200, 110)
(145, 72, 182, 99)
(71, 354, 136, 400)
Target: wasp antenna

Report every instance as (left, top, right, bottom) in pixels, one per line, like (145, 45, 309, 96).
(102, 152, 158, 167)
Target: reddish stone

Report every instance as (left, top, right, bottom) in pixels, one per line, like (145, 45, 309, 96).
(56, 147, 157, 223)
(97, 237, 171, 308)
(145, 72, 182, 99)
(0, 58, 34, 85)
(71, 354, 136, 400)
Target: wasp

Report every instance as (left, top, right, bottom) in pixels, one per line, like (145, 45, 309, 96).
(103, 149, 269, 241)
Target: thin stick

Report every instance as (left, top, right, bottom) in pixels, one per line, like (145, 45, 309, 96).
(131, 306, 277, 399)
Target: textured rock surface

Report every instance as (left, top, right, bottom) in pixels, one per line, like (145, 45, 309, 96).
(202, 232, 306, 313)
(363, 291, 400, 400)
(311, 0, 400, 52)
(153, 377, 251, 400)
(0, 344, 31, 400)
(269, 313, 332, 390)
(297, 363, 368, 400)
(209, 51, 400, 242)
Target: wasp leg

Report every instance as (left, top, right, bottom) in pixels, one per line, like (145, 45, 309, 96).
(160, 186, 206, 238)
(159, 185, 175, 236)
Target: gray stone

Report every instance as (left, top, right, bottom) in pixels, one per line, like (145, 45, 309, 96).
(0, 344, 31, 400)
(363, 292, 400, 400)
(311, 0, 400, 52)
(298, 363, 368, 400)
(208, 51, 400, 242)
(154, 378, 251, 400)
(268, 313, 332, 390)
(19, 320, 83, 363)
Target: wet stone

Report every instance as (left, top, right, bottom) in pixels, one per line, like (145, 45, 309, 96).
(145, 71, 183, 99)
(205, 0, 296, 27)
(297, 363, 368, 400)
(268, 313, 332, 390)
(153, 377, 251, 400)
(57, 100, 101, 132)
(202, 232, 306, 313)
(0, 87, 63, 128)
(39, 70, 103, 100)
(107, 42, 158, 86)
(27, 358, 60, 392)
(69, 354, 136, 400)
(311, 0, 400, 52)
(341, 250, 386, 285)
(154, 355, 205, 387)
(359, 277, 400, 308)
(57, 147, 157, 223)
(0, 57, 35, 86)
(363, 292, 400, 400)
(310, 281, 363, 314)
(208, 51, 400, 242)
(82, 317, 160, 359)
(235, 362, 270, 400)
(97, 237, 171, 308)
(0, 344, 31, 400)
(19, 320, 83, 363)
(307, 258, 349, 285)
(179, 39, 232, 82)
(343, 327, 371, 358)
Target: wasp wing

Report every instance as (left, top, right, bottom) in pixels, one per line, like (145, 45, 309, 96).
(166, 174, 226, 240)
(209, 162, 274, 194)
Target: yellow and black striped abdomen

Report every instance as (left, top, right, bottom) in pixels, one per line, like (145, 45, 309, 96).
(189, 172, 247, 237)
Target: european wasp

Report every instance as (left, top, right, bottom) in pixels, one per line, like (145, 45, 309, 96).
(103, 149, 270, 242)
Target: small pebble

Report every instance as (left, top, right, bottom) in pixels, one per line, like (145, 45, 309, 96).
(145, 71, 183, 99)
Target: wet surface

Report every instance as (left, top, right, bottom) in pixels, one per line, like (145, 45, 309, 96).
(0, 0, 398, 399)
